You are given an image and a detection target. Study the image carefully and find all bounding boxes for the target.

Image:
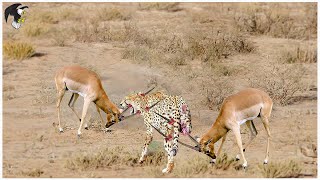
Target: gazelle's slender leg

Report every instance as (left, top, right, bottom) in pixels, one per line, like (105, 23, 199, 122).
(261, 116, 271, 164)
(236, 121, 257, 160)
(68, 93, 81, 121)
(96, 105, 104, 129)
(56, 89, 65, 132)
(77, 98, 91, 137)
(231, 124, 247, 168)
(216, 134, 227, 157)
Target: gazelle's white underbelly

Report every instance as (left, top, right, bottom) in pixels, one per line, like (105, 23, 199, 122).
(63, 78, 88, 97)
(68, 89, 86, 97)
(236, 103, 263, 125)
(238, 116, 256, 125)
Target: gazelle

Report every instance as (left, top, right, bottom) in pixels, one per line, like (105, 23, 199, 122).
(198, 88, 273, 168)
(54, 65, 122, 137)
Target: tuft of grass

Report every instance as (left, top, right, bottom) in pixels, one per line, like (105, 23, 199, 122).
(249, 65, 306, 106)
(280, 46, 317, 64)
(214, 153, 238, 170)
(143, 151, 166, 166)
(22, 168, 44, 177)
(138, 2, 182, 12)
(259, 160, 302, 178)
(65, 147, 166, 170)
(173, 156, 209, 177)
(3, 41, 35, 60)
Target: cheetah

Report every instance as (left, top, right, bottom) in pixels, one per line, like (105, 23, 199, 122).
(120, 91, 192, 173)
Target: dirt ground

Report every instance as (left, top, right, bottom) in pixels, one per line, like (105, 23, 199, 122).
(2, 2, 317, 178)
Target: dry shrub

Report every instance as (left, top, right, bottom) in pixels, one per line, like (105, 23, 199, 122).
(202, 78, 234, 110)
(249, 65, 306, 106)
(138, 2, 182, 12)
(186, 31, 254, 63)
(280, 46, 317, 64)
(98, 7, 132, 21)
(259, 160, 302, 178)
(3, 41, 35, 60)
(234, 3, 317, 39)
(65, 147, 166, 170)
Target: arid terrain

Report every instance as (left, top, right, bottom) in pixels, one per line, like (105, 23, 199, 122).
(2, 2, 317, 178)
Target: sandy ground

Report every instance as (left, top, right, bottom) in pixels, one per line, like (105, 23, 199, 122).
(2, 2, 317, 178)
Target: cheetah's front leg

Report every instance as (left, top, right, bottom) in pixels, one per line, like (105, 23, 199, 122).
(162, 138, 175, 173)
(139, 124, 153, 163)
(162, 124, 179, 173)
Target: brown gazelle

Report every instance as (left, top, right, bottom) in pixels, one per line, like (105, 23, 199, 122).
(54, 65, 122, 137)
(198, 88, 273, 168)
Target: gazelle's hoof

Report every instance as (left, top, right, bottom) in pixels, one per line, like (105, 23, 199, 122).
(162, 168, 170, 173)
(139, 160, 144, 164)
(77, 134, 81, 139)
(242, 162, 248, 169)
(263, 159, 268, 164)
(235, 154, 240, 161)
(105, 128, 112, 132)
(210, 158, 216, 164)
(59, 127, 64, 133)
(84, 127, 89, 130)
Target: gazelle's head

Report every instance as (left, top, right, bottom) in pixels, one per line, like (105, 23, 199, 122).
(198, 136, 216, 163)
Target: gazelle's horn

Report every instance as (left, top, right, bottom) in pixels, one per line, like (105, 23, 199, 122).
(142, 86, 156, 95)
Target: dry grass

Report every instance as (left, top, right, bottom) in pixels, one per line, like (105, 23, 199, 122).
(202, 78, 234, 110)
(234, 3, 317, 39)
(259, 160, 302, 178)
(138, 2, 182, 12)
(3, 41, 35, 60)
(249, 65, 306, 106)
(185, 31, 255, 64)
(214, 153, 238, 170)
(23, 23, 48, 37)
(173, 156, 210, 177)
(98, 7, 132, 21)
(22, 168, 44, 177)
(50, 29, 68, 47)
(65, 147, 166, 170)
(280, 46, 317, 64)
